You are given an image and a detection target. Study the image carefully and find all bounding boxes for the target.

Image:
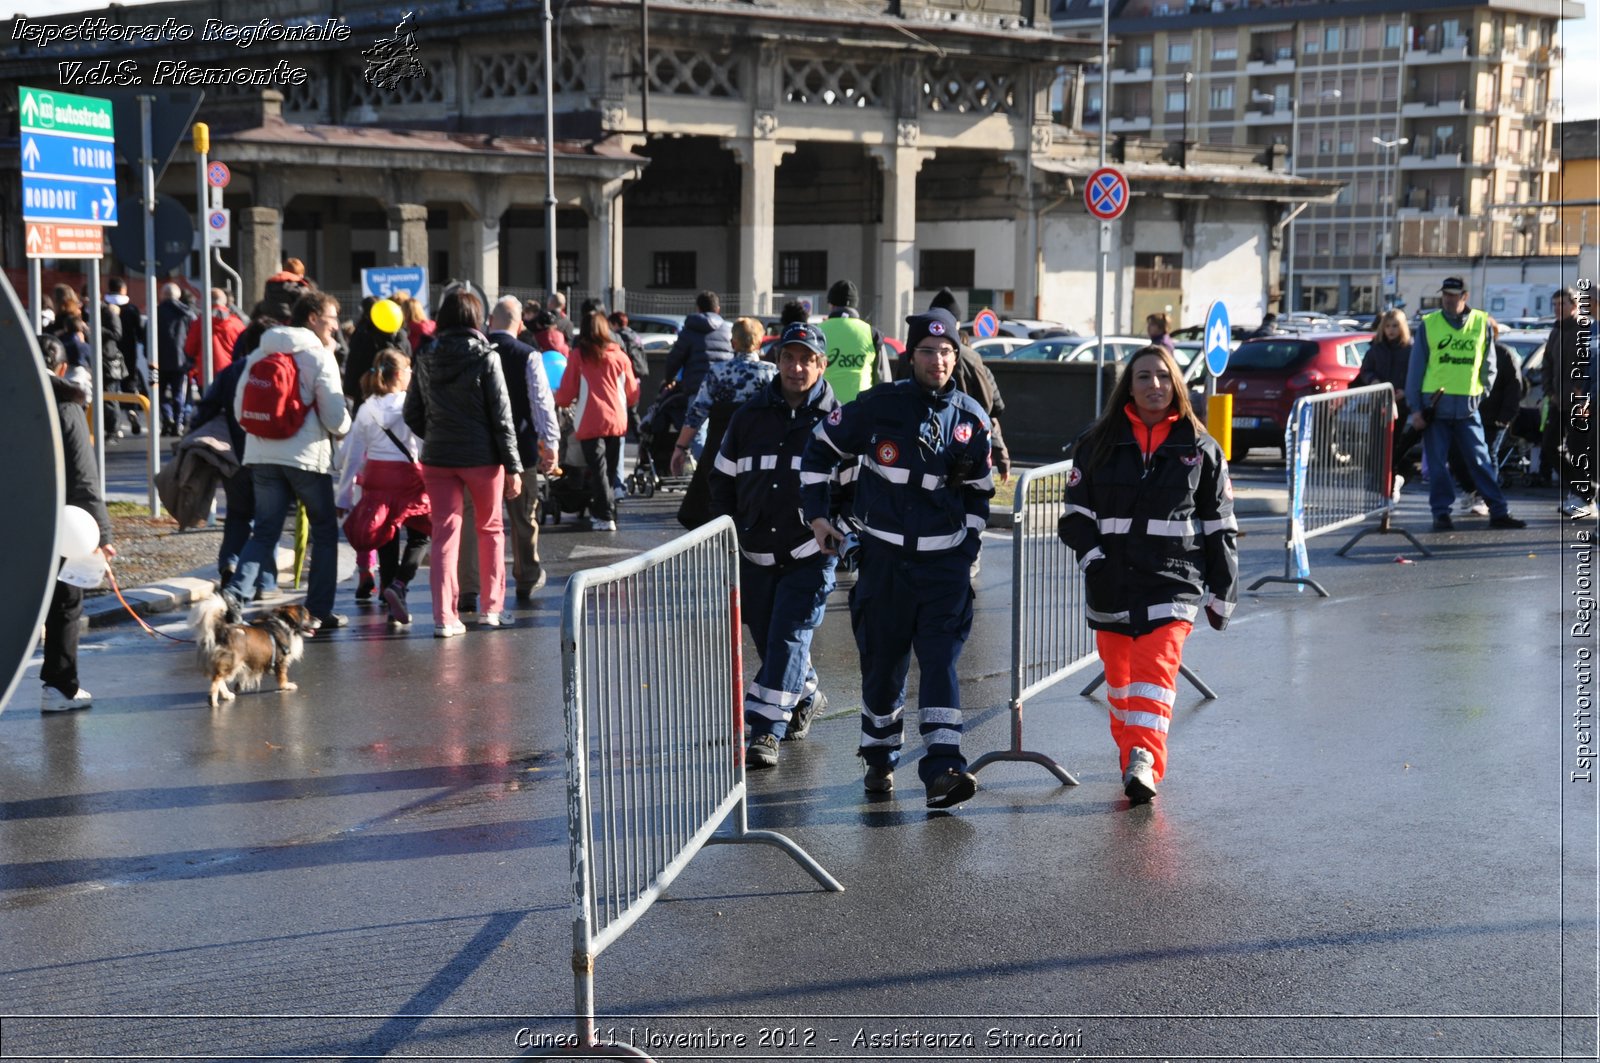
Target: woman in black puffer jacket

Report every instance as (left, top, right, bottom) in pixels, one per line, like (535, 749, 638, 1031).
(1355, 309, 1419, 484)
(403, 289, 522, 636)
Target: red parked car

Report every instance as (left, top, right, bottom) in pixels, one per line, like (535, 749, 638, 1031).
(1217, 331, 1372, 455)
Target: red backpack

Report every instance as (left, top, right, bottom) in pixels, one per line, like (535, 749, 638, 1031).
(239, 351, 310, 439)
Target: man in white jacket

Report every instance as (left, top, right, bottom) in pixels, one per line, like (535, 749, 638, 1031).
(222, 293, 352, 629)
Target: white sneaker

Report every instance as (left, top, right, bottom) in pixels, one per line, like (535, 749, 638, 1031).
(1122, 746, 1157, 804)
(1456, 493, 1488, 516)
(591, 519, 617, 531)
(1391, 473, 1405, 502)
(432, 621, 467, 638)
(1562, 493, 1591, 517)
(477, 612, 515, 627)
(41, 686, 92, 713)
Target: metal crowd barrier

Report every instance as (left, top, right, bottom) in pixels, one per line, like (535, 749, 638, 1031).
(1249, 383, 1428, 597)
(86, 391, 150, 440)
(555, 517, 841, 1059)
(971, 458, 1220, 787)
(971, 461, 1085, 785)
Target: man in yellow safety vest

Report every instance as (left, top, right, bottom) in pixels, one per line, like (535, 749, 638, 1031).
(1404, 276, 1527, 532)
(819, 279, 894, 404)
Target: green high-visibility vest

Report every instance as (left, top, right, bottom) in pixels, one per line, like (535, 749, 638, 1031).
(820, 317, 876, 403)
(1420, 309, 1489, 397)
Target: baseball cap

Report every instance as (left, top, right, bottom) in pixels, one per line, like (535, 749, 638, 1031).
(1440, 276, 1467, 293)
(779, 322, 826, 357)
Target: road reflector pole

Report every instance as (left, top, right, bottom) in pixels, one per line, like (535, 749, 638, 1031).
(1207, 392, 1234, 461)
(1249, 383, 1428, 598)
(553, 517, 840, 1059)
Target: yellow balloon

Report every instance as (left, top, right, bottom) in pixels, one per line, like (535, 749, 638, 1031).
(370, 298, 403, 334)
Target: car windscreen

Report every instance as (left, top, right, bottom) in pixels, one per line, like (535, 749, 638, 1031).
(1226, 340, 1318, 371)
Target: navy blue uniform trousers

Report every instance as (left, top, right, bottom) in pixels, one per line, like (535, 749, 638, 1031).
(741, 554, 835, 739)
(848, 541, 973, 783)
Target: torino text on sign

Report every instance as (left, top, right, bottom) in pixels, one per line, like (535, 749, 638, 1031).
(18, 86, 117, 228)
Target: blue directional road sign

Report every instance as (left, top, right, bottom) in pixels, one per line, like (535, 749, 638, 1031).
(18, 86, 117, 227)
(1204, 300, 1232, 377)
(361, 266, 429, 300)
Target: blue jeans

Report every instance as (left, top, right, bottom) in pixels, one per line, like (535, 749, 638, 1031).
(218, 467, 277, 592)
(1422, 414, 1510, 519)
(742, 554, 836, 740)
(224, 465, 338, 617)
(848, 543, 973, 784)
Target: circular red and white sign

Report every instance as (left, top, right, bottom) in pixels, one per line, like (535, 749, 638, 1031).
(1085, 166, 1130, 220)
(954, 423, 972, 443)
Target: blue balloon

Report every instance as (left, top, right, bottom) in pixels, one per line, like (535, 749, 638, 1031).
(541, 349, 567, 392)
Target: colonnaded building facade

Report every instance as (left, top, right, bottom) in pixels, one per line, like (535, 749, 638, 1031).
(0, 0, 1338, 333)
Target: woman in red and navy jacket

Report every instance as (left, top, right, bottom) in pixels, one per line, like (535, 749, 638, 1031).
(1058, 344, 1238, 805)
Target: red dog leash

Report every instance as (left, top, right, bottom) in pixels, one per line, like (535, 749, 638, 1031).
(106, 565, 196, 644)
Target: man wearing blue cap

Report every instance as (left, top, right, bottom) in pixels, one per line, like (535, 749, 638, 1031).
(800, 307, 995, 809)
(709, 323, 839, 770)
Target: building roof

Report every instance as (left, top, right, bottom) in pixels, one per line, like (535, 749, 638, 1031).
(1052, 0, 1585, 30)
(1035, 154, 1342, 201)
(1559, 119, 1600, 161)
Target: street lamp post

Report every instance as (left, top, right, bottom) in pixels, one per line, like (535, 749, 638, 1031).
(1372, 134, 1409, 311)
(1181, 71, 1193, 169)
(1255, 87, 1340, 314)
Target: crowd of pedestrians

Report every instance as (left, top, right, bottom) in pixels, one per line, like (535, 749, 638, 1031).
(38, 263, 1588, 811)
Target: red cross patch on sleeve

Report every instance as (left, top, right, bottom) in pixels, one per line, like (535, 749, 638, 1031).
(954, 422, 972, 443)
(1067, 466, 1082, 487)
(827, 407, 843, 425)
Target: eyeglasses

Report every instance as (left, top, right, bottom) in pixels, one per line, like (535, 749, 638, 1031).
(913, 345, 956, 358)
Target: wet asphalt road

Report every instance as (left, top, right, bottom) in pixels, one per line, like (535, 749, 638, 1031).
(2, 461, 1595, 1062)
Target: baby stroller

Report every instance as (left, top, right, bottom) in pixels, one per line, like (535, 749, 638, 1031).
(628, 383, 693, 498)
(1491, 412, 1538, 489)
(539, 408, 592, 524)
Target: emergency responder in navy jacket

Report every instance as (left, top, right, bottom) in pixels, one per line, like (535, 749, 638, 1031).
(708, 323, 840, 770)
(1058, 344, 1238, 804)
(801, 307, 993, 810)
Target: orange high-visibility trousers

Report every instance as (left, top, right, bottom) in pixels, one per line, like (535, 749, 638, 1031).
(1095, 621, 1192, 783)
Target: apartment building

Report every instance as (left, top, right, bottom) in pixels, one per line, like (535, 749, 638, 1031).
(1054, 0, 1581, 314)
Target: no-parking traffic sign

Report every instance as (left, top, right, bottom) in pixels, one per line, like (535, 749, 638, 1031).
(1085, 166, 1130, 221)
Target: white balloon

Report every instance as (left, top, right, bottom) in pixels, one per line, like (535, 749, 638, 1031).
(58, 505, 101, 560)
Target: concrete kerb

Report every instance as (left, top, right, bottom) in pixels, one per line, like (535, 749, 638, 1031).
(84, 544, 356, 631)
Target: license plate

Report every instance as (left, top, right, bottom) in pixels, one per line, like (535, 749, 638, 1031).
(1232, 417, 1261, 429)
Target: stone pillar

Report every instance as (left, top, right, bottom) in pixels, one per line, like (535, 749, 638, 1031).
(457, 209, 502, 299)
(321, 215, 352, 291)
(239, 206, 281, 307)
(870, 133, 934, 336)
(386, 202, 428, 270)
(723, 125, 794, 317)
(584, 177, 628, 309)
